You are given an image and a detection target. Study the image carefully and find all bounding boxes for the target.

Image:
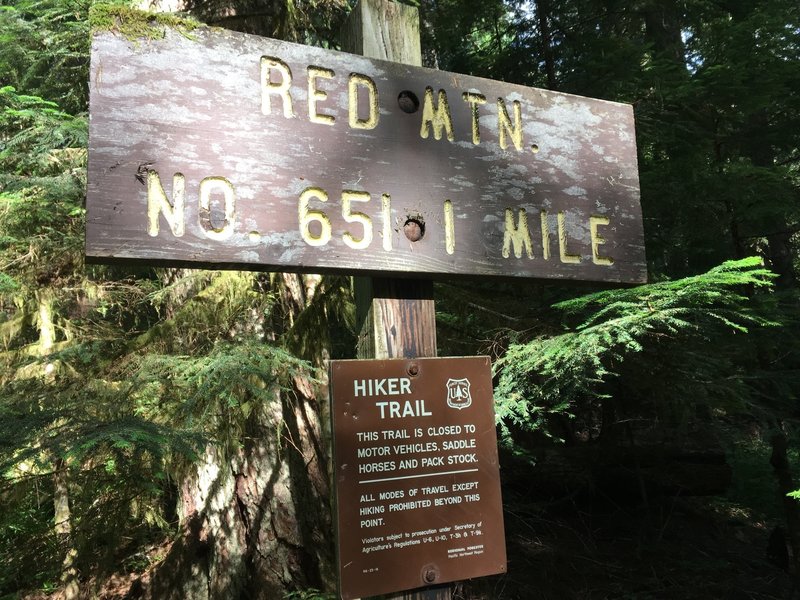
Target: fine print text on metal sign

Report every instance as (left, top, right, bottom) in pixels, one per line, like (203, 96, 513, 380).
(330, 357, 506, 599)
(87, 27, 646, 283)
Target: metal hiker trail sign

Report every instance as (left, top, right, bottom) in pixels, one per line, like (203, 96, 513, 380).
(86, 26, 646, 283)
(329, 357, 506, 599)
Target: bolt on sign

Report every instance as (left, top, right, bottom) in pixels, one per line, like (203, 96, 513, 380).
(329, 357, 506, 599)
(86, 26, 645, 283)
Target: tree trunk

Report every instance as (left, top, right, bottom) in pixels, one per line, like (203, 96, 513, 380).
(533, 0, 557, 89)
(641, 0, 686, 67)
(40, 290, 81, 600)
(144, 275, 335, 599)
(148, 415, 334, 598)
(770, 430, 800, 578)
(107, 2, 338, 596)
(54, 459, 80, 600)
(725, 7, 797, 290)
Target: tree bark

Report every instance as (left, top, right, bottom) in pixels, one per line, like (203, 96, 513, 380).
(100, 3, 339, 597)
(724, 8, 796, 289)
(770, 430, 800, 578)
(144, 275, 335, 599)
(54, 459, 80, 600)
(641, 0, 686, 67)
(39, 289, 81, 600)
(533, 0, 557, 89)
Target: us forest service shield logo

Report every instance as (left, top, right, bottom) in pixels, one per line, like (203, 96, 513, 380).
(446, 378, 472, 410)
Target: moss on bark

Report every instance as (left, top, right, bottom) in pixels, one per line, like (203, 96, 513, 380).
(89, 4, 201, 40)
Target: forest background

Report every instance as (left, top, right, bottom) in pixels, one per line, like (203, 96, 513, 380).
(1, 0, 800, 598)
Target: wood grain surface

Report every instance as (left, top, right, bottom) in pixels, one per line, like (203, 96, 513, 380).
(87, 27, 646, 283)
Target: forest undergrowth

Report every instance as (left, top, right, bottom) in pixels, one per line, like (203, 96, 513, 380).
(16, 435, 795, 600)
(484, 443, 795, 600)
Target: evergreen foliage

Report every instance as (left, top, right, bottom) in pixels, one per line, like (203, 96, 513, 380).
(422, 0, 800, 280)
(0, 3, 343, 594)
(1, 0, 799, 596)
(494, 258, 778, 444)
(0, 0, 93, 115)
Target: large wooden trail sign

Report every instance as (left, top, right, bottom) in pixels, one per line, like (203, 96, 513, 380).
(86, 26, 646, 283)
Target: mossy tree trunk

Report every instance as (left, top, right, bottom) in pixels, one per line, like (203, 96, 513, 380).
(36, 289, 81, 600)
(54, 458, 80, 600)
(137, 272, 335, 599)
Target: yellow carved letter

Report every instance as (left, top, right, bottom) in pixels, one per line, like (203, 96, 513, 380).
(462, 92, 486, 145)
(557, 211, 581, 264)
(299, 187, 332, 247)
(540, 210, 551, 261)
(308, 66, 335, 126)
(498, 98, 523, 151)
(382, 193, 392, 251)
(260, 56, 294, 118)
(199, 177, 236, 241)
(590, 215, 614, 266)
(444, 199, 455, 255)
(342, 190, 373, 250)
(420, 87, 454, 142)
(147, 171, 185, 237)
(349, 73, 379, 130)
(502, 208, 533, 259)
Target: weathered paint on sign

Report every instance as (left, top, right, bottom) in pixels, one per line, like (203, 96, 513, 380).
(329, 356, 506, 599)
(87, 27, 646, 283)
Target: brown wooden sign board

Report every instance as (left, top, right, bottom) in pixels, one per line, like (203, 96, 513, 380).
(329, 356, 506, 599)
(87, 27, 646, 283)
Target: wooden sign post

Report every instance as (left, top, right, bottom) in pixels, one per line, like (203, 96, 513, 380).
(341, 2, 443, 598)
